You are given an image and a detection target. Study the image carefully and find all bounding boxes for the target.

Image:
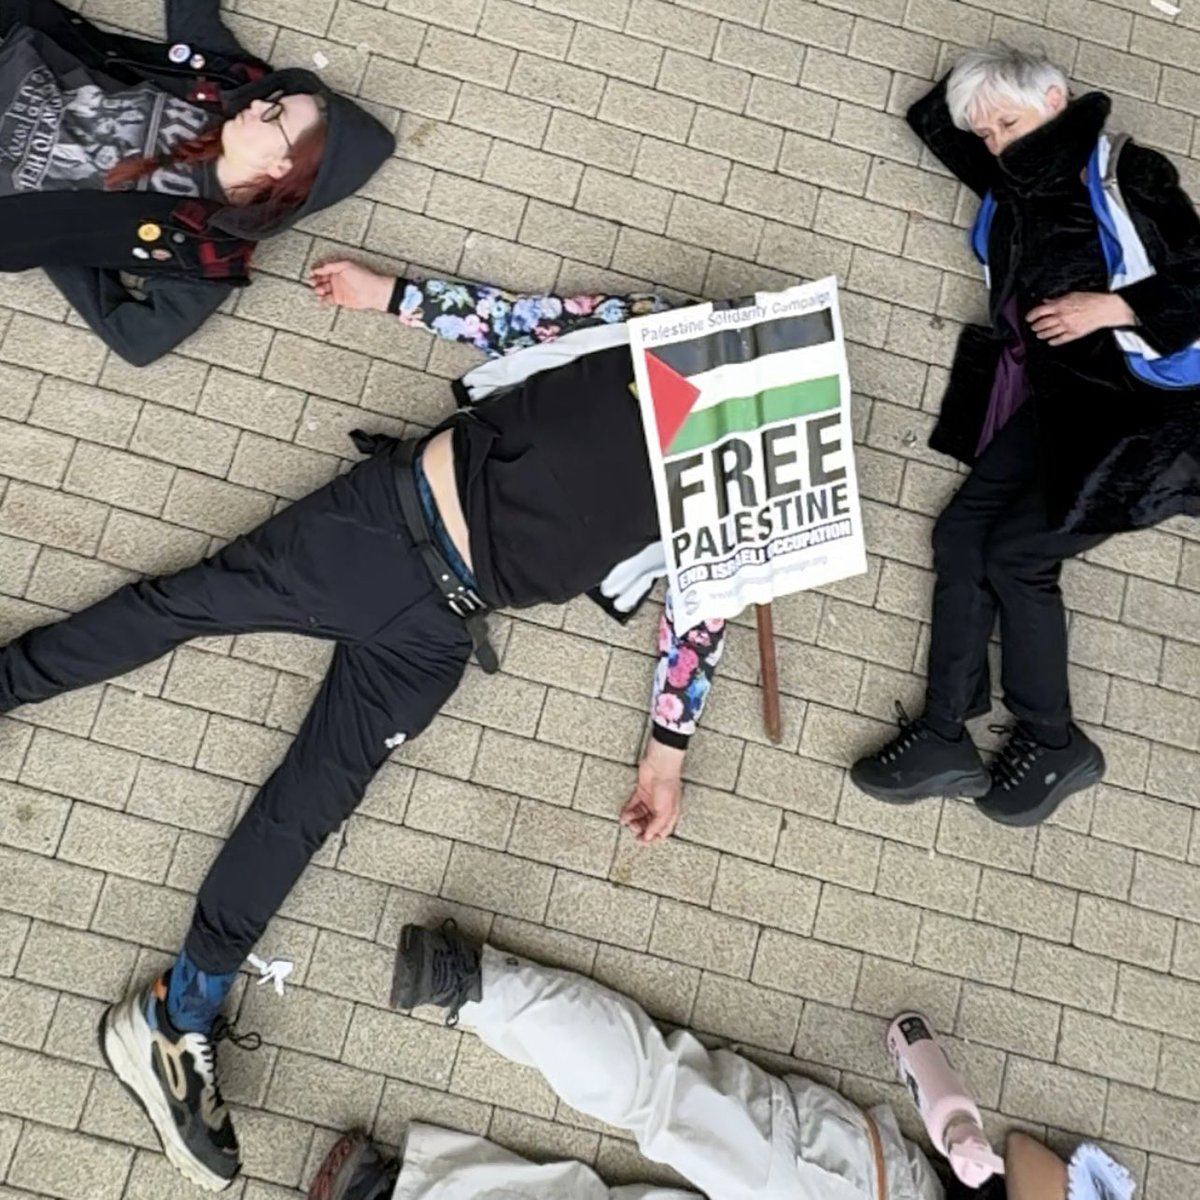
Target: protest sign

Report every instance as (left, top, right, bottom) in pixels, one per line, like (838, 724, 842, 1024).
(628, 277, 867, 634)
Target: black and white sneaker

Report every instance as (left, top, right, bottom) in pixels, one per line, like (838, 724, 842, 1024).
(100, 974, 251, 1192)
(976, 723, 1105, 826)
(389, 920, 482, 1025)
(850, 702, 990, 803)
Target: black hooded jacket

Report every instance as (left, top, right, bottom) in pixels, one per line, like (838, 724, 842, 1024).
(908, 79, 1200, 534)
(0, 0, 395, 364)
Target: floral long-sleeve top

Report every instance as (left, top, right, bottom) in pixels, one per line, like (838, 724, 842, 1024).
(392, 275, 725, 746)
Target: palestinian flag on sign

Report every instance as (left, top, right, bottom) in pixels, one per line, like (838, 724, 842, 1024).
(644, 307, 841, 457)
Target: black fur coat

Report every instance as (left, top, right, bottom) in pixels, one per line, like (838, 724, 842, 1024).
(908, 80, 1200, 533)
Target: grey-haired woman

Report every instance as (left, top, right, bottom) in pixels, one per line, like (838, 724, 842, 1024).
(852, 43, 1200, 825)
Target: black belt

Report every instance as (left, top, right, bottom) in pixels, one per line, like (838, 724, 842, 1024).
(391, 439, 499, 674)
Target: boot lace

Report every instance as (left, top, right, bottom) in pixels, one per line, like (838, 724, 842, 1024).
(181, 1017, 261, 1124)
(429, 919, 477, 1028)
(873, 701, 928, 765)
(989, 724, 1046, 792)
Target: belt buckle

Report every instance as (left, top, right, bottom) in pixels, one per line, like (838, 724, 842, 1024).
(448, 585, 484, 618)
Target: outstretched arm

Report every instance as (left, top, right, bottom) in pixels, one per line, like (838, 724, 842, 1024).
(619, 594, 727, 844)
(309, 259, 666, 358)
(165, 0, 246, 57)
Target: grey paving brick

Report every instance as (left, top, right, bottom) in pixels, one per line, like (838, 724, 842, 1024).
(671, 783, 780, 863)
(649, 898, 757, 977)
(1117, 965, 1200, 1037)
(0, 847, 101, 929)
(0, 976, 57, 1048)
(488, 1109, 600, 1165)
(693, 971, 802, 1052)
(590, 944, 700, 1026)
(267, 1048, 385, 1129)
(1003, 1056, 1108, 1138)
(1074, 894, 1174, 974)
(609, 834, 717, 906)
(546, 110, 640, 175)
(373, 1076, 490, 1147)
(1130, 853, 1200, 923)
(957, 981, 1062, 1059)
(1033, 826, 1135, 901)
(0, 910, 29, 975)
(626, 0, 718, 53)
(736, 743, 841, 819)
(814, 884, 918, 962)
(277, 864, 388, 942)
(775, 812, 881, 890)
(751, 927, 861, 1005)
(915, 911, 1019, 988)
(975, 869, 1078, 943)
(853, 957, 960, 1031)
(547, 872, 655, 950)
(451, 1033, 558, 1117)
(689, 106, 783, 170)
(510, 51, 606, 115)
(0, 779, 69, 856)
(711, 854, 819, 935)
(338, 815, 451, 894)
(8, 1123, 133, 1200)
(442, 841, 555, 921)
(57, 803, 177, 884)
(404, 773, 519, 851)
(1105, 1082, 1200, 1161)
(1058, 1009, 1159, 1090)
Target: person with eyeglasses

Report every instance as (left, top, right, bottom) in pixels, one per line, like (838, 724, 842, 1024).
(0, 0, 393, 364)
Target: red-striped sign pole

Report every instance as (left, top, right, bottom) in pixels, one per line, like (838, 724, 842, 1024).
(756, 603, 782, 744)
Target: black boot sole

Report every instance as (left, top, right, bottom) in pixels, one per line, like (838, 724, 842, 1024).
(850, 766, 991, 804)
(389, 924, 427, 1010)
(975, 744, 1106, 827)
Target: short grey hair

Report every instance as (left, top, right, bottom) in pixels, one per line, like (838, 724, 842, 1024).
(946, 42, 1069, 130)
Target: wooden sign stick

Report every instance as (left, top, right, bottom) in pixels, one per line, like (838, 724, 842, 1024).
(755, 603, 782, 744)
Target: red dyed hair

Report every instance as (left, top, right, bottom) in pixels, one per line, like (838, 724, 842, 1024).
(105, 107, 327, 218)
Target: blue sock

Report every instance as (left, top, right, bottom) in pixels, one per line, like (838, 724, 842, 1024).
(166, 949, 238, 1034)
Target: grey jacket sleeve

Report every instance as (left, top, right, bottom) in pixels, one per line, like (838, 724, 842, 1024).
(45, 266, 232, 367)
(165, 0, 246, 57)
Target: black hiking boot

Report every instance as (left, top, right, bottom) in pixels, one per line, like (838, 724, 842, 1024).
(389, 920, 482, 1026)
(850, 702, 990, 803)
(976, 722, 1105, 826)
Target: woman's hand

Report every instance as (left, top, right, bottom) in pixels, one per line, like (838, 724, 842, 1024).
(309, 260, 396, 311)
(1026, 292, 1136, 345)
(619, 739, 685, 845)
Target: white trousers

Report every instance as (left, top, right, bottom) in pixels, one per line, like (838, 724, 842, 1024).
(393, 948, 943, 1200)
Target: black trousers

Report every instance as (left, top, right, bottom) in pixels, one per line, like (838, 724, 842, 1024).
(0, 448, 472, 973)
(924, 404, 1110, 733)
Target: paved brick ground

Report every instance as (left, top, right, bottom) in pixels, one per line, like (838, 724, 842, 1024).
(1, 0, 1199, 1197)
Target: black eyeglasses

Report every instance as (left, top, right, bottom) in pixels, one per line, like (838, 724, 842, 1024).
(260, 90, 292, 151)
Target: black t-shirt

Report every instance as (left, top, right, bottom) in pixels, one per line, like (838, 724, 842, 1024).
(0, 24, 218, 198)
(452, 345, 660, 610)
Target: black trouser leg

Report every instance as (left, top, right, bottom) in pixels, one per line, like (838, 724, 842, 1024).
(983, 495, 1108, 732)
(0, 535, 308, 710)
(925, 407, 1040, 728)
(185, 612, 471, 973)
(173, 453, 475, 974)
